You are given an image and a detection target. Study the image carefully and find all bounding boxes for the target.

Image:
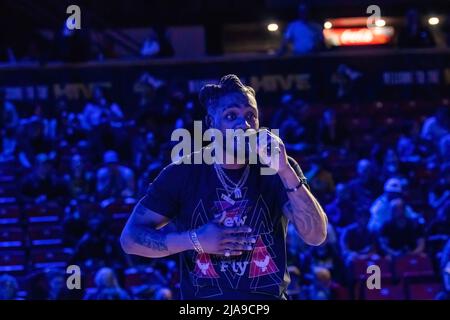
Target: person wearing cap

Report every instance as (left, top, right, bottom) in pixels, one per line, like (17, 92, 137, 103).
(379, 198, 425, 257)
(368, 177, 422, 232)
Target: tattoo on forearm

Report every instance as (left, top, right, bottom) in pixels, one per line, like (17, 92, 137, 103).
(284, 196, 324, 238)
(133, 229, 168, 251)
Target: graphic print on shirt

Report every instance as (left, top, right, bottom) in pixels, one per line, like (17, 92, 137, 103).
(189, 186, 282, 297)
(247, 195, 282, 291)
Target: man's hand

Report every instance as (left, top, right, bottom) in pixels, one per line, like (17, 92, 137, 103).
(256, 128, 290, 174)
(195, 214, 256, 257)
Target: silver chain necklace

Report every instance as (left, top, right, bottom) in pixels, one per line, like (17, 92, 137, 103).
(214, 164, 250, 201)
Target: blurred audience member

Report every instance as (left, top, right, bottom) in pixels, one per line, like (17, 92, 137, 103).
(340, 209, 378, 265)
(0, 127, 18, 162)
(73, 215, 127, 270)
(153, 286, 173, 300)
(84, 267, 130, 300)
(305, 158, 335, 203)
(96, 150, 135, 200)
(278, 3, 324, 55)
(397, 136, 421, 164)
(0, 274, 20, 300)
(20, 153, 70, 203)
(1, 91, 19, 129)
(421, 107, 449, 144)
(317, 108, 348, 148)
(304, 267, 335, 300)
(82, 87, 124, 131)
(65, 154, 95, 200)
(397, 8, 435, 48)
(141, 27, 174, 58)
(325, 183, 355, 228)
(369, 178, 422, 232)
(347, 159, 381, 209)
(46, 269, 65, 300)
(379, 199, 425, 257)
(428, 163, 450, 209)
(435, 239, 450, 300)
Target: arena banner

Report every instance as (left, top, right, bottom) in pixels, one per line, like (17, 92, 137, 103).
(0, 50, 449, 111)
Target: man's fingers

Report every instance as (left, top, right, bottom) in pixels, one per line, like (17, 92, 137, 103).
(222, 226, 252, 234)
(222, 242, 254, 251)
(221, 236, 257, 244)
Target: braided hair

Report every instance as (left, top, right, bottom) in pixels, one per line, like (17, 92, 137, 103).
(199, 74, 256, 113)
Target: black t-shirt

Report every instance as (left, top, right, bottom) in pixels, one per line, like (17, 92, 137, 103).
(140, 153, 306, 300)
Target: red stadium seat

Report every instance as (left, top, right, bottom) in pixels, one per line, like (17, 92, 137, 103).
(124, 267, 156, 290)
(0, 250, 26, 274)
(407, 282, 442, 300)
(124, 267, 145, 289)
(28, 224, 63, 247)
(24, 204, 61, 223)
(0, 205, 21, 224)
(104, 202, 134, 220)
(0, 226, 24, 249)
(363, 283, 405, 300)
(394, 254, 434, 279)
(30, 248, 72, 269)
(351, 256, 393, 280)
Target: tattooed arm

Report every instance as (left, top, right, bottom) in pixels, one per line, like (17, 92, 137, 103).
(279, 165, 328, 246)
(120, 200, 192, 258)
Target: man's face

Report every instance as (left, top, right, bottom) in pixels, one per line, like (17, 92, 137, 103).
(209, 92, 259, 158)
(211, 92, 259, 132)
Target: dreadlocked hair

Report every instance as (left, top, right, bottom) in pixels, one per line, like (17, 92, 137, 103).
(199, 74, 256, 112)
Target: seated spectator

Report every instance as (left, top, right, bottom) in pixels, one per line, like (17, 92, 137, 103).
(380, 148, 405, 181)
(72, 215, 127, 269)
(397, 135, 421, 164)
(0, 127, 18, 162)
(153, 286, 173, 300)
(369, 177, 422, 232)
(20, 153, 70, 204)
(64, 154, 95, 200)
(340, 209, 378, 265)
(347, 159, 382, 209)
(96, 150, 135, 201)
(305, 158, 335, 203)
(428, 163, 450, 209)
(46, 269, 65, 300)
(141, 29, 160, 58)
(60, 113, 88, 146)
(84, 267, 130, 300)
(18, 117, 55, 169)
(140, 27, 174, 59)
(317, 108, 349, 148)
(1, 90, 19, 129)
(303, 267, 335, 300)
(325, 183, 355, 228)
(439, 134, 450, 165)
(397, 8, 435, 48)
(278, 3, 324, 55)
(379, 199, 426, 257)
(0, 274, 20, 300)
(82, 86, 124, 130)
(132, 131, 159, 173)
(435, 239, 450, 300)
(426, 201, 450, 262)
(421, 107, 449, 144)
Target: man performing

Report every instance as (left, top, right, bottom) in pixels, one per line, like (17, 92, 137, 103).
(120, 74, 328, 300)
